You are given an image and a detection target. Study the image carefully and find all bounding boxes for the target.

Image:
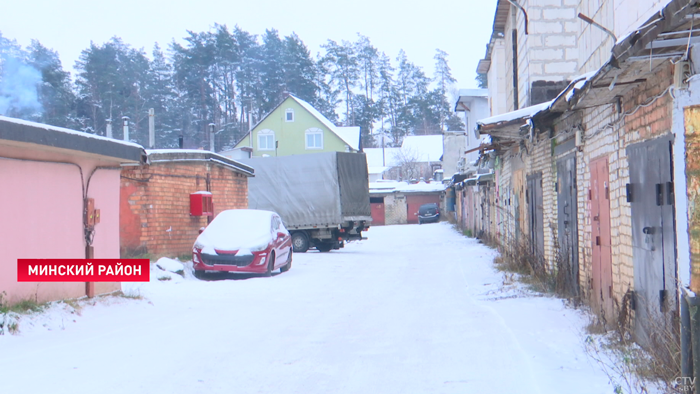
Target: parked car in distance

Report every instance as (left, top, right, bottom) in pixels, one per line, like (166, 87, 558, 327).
(192, 209, 292, 278)
(417, 203, 440, 224)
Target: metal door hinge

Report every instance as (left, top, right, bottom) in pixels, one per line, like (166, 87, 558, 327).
(656, 183, 664, 206)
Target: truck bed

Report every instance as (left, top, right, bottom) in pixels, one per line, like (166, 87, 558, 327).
(239, 152, 372, 229)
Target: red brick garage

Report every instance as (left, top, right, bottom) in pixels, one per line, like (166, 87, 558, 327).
(120, 150, 254, 258)
(406, 193, 441, 224)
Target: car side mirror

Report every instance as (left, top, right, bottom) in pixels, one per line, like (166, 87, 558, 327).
(277, 231, 286, 239)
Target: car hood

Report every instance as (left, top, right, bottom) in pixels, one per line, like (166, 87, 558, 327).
(195, 212, 274, 253)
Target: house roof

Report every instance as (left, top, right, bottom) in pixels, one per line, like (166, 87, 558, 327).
(368, 166, 391, 175)
(454, 89, 489, 112)
(401, 135, 443, 162)
(146, 149, 254, 176)
(0, 116, 145, 163)
(363, 147, 402, 168)
(334, 126, 360, 151)
(243, 95, 360, 151)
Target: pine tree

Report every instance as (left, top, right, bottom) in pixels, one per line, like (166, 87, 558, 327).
(433, 48, 457, 131)
(321, 39, 359, 126)
(260, 29, 286, 114)
(282, 33, 318, 103)
(26, 40, 75, 128)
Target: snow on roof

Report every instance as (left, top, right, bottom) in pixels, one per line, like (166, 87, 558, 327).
(0, 115, 144, 149)
(146, 149, 211, 155)
(369, 180, 402, 190)
(401, 135, 443, 162)
(457, 88, 489, 97)
(292, 96, 358, 150)
(396, 181, 446, 193)
(552, 71, 598, 103)
(335, 126, 360, 151)
(292, 96, 338, 133)
(368, 166, 391, 174)
(477, 100, 553, 126)
(369, 180, 446, 193)
(363, 147, 402, 168)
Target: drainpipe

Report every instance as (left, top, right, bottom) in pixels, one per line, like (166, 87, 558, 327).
(684, 288, 700, 394)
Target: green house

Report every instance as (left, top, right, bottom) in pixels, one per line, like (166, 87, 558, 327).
(234, 95, 360, 157)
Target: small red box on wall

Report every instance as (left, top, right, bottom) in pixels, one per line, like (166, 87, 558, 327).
(190, 191, 213, 216)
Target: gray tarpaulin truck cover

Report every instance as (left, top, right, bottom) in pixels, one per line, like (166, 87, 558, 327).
(240, 152, 371, 228)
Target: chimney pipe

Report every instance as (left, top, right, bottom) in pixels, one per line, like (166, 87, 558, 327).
(106, 118, 113, 139)
(148, 108, 155, 149)
(209, 123, 216, 152)
(178, 135, 184, 149)
(122, 116, 130, 142)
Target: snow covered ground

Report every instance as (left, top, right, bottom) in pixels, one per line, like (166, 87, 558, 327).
(0, 223, 615, 393)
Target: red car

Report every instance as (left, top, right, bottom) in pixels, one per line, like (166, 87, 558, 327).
(192, 209, 292, 278)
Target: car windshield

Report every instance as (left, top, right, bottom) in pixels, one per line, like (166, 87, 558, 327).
(419, 204, 438, 214)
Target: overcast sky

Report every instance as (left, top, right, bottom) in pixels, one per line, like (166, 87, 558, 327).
(1, 0, 496, 96)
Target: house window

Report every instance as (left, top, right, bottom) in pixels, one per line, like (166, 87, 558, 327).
(258, 129, 275, 151)
(285, 109, 294, 122)
(305, 128, 323, 149)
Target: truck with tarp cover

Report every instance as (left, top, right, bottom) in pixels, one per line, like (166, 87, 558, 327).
(240, 152, 372, 252)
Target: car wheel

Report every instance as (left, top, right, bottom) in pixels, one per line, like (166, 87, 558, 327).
(263, 252, 275, 277)
(419, 219, 423, 225)
(316, 242, 333, 252)
(280, 250, 292, 272)
(193, 270, 206, 280)
(291, 232, 309, 253)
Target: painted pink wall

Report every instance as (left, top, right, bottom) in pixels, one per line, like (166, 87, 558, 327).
(0, 145, 123, 304)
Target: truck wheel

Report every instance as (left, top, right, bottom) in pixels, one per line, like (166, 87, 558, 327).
(291, 232, 309, 253)
(316, 242, 333, 252)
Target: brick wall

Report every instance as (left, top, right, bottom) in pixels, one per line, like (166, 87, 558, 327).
(577, 63, 674, 311)
(120, 162, 249, 258)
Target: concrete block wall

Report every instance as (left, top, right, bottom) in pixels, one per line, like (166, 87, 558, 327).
(383, 194, 407, 225)
(497, 0, 580, 112)
(528, 0, 580, 86)
(577, 0, 667, 74)
(120, 162, 248, 258)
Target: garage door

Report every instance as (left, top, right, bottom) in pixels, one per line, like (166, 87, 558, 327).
(406, 194, 441, 224)
(370, 197, 385, 226)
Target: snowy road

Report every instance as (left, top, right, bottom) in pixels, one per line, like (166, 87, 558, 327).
(0, 222, 611, 393)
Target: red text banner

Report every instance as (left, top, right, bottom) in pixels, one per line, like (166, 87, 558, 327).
(17, 259, 150, 282)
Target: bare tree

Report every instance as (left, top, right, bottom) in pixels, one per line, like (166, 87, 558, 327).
(393, 146, 421, 181)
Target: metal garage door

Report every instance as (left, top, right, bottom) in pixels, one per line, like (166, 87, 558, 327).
(370, 197, 385, 226)
(627, 135, 676, 346)
(407, 194, 440, 224)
